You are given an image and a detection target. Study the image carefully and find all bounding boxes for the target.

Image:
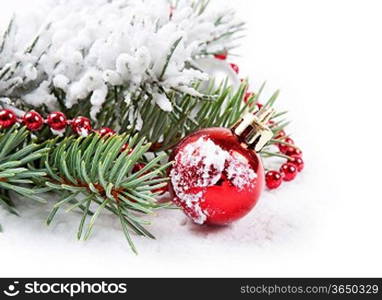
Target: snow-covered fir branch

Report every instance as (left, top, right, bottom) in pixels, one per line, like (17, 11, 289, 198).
(0, 0, 243, 119)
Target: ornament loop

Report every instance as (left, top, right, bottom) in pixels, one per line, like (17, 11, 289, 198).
(232, 108, 275, 152)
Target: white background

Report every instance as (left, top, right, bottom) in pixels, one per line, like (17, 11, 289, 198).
(1, 0, 381, 277)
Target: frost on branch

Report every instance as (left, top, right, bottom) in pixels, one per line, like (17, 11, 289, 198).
(0, 0, 243, 119)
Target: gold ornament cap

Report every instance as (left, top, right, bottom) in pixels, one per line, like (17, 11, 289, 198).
(232, 108, 274, 152)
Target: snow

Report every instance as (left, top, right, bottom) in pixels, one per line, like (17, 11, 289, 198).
(154, 93, 172, 112)
(226, 152, 257, 190)
(170, 136, 257, 224)
(0, 0, 242, 119)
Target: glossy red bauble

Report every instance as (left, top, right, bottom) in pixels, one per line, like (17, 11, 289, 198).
(169, 128, 264, 226)
(23, 111, 44, 131)
(266, 171, 283, 189)
(0, 109, 17, 129)
(280, 163, 297, 182)
(289, 155, 304, 172)
(71, 116, 92, 136)
(47, 112, 67, 131)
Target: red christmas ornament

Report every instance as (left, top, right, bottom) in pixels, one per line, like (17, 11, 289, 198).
(23, 111, 44, 131)
(47, 112, 67, 131)
(266, 170, 283, 190)
(280, 163, 297, 181)
(289, 155, 304, 172)
(229, 63, 240, 74)
(71, 116, 92, 136)
(0, 109, 17, 129)
(169, 109, 274, 226)
(96, 127, 115, 137)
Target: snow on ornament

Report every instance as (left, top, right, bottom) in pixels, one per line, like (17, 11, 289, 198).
(169, 108, 275, 225)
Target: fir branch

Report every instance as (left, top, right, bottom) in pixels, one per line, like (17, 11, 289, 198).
(0, 126, 49, 229)
(41, 133, 171, 253)
(0, 126, 48, 203)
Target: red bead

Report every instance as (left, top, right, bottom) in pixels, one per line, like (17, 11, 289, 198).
(23, 111, 44, 131)
(121, 143, 131, 153)
(278, 137, 295, 154)
(214, 51, 228, 60)
(275, 130, 286, 139)
(96, 127, 115, 138)
(71, 116, 92, 136)
(132, 163, 146, 173)
(286, 147, 303, 157)
(288, 155, 304, 172)
(244, 92, 255, 104)
(266, 171, 283, 189)
(0, 109, 17, 129)
(229, 63, 240, 74)
(47, 112, 67, 131)
(169, 127, 264, 226)
(280, 163, 298, 182)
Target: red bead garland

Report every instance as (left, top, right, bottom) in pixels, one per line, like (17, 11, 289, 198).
(265, 171, 283, 190)
(286, 147, 303, 157)
(278, 137, 295, 154)
(0, 108, 118, 139)
(71, 116, 92, 136)
(0, 109, 17, 129)
(96, 127, 115, 137)
(289, 155, 304, 172)
(23, 111, 44, 131)
(275, 130, 286, 139)
(266, 115, 304, 189)
(47, 112, 67, 131)
(244, 92, 255, 104)
(214, 51, 228, 60)
(280, 163, 298, 182)
(229, 63, 240, 74)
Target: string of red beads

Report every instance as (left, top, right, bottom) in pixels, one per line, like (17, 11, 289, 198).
(0, 108, 115, 138)
(264, 130, 304, 190)
(242, 92, 304, 190)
